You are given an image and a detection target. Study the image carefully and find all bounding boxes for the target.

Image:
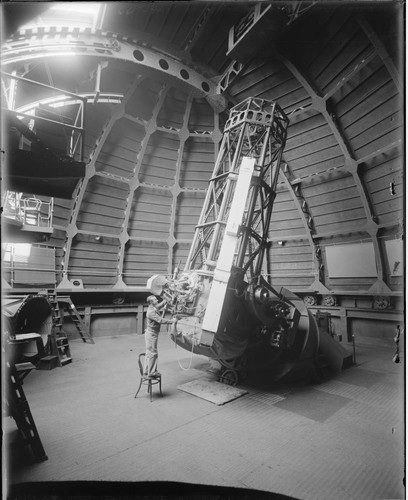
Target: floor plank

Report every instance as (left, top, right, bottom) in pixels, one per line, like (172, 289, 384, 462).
(4, 332, 405, 500)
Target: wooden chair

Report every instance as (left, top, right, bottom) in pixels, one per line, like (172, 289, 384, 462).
(134, 353, 162, 402)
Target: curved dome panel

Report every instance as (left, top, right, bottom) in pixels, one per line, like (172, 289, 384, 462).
(69, 234, 121, 287)
(95, 118, 144, 179)
(362, 147, 403, 227)
(77, 176, 128, 236)
(123, 240, 168, 287)
(2, 1, 403, 296)
(180, 136, 215, 189)
(139, 131, 180, 186)
(129, 187, 173, 239)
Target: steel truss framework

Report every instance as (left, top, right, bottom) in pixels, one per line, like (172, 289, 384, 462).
(185, 97, 289, 286)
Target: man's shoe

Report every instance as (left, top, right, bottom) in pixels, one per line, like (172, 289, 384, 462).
(152, 371, 161, 377)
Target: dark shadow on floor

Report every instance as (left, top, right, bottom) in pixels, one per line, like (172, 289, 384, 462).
(7, 481, 300, 500)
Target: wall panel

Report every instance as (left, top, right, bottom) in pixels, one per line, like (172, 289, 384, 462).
(174, 192, 204, 240)
(180, 136, 214, 189)
(128, 187, 172, 239)
(77, 177, 128, 235)
(95, 118, 145, 179)
(68, 235, 120, 288)
(139, 131, 179, 185)
(123, 240, 168, 286)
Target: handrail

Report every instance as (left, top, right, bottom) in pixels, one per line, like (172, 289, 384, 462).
(3, 191, 54, 229)
(2, 72, 85, 161)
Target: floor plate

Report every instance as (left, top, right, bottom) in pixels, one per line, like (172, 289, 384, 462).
(177, 379, 248, 405)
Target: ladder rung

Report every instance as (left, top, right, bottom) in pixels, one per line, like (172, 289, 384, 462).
(16, 362, 36, 371)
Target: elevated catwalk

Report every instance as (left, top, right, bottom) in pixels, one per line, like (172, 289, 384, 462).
(5, 331, 405, 500)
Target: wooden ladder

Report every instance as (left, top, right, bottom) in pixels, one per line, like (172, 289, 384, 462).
(57, 296, 94, 344)
(46, 292, 73, 366)
(5, 360, 48, 462)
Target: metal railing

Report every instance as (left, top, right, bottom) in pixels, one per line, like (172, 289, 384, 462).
(1, 71, 86, 161)
(2, 191, 54, 229)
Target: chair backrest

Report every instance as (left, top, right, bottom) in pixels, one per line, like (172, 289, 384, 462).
(138, 353, 145, 376)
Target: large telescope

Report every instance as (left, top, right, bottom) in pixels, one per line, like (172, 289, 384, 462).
(148, 97, 351, 384)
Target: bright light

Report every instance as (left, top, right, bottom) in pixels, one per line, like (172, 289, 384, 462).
(20, 2, 103, 30)
(14, 244, 32, 260)
(49, 2, 100, 14)
(3, 243, 32, 263)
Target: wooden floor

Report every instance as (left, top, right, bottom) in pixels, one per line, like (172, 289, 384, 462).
(4, 330, 405, 500)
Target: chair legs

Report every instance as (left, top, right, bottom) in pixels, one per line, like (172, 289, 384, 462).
(135, 377, 161, 401)
(134, 379, 143, 399)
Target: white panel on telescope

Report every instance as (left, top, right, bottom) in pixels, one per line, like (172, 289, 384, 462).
(202, 157, 255, 333)
(225, 157, 255, 237)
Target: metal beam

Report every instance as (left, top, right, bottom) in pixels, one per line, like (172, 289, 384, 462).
(216, 60, 244, 95)
(324, 49, 377, 100)
(357, 15, 402, 94)
(219, 1, 317, 93)
(278, 52, 390, 291)
(182, 4, 217, 53)
(2, 27, 215, 98)
(1, 71, 87, 101)
(357, 138, 402, 165)
(167, 94, 194, 274)
(279, 167, 329, 293)
(114, 83, 170, 288)
(16, 93, 123, 115)
(57, 75, 145, 289)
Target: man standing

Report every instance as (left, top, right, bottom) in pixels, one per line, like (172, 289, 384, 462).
(144, 295, 176, 377)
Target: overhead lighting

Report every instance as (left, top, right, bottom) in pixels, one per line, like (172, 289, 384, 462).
(49, 2, 102, 29)
(49, 2, 100, 14)
(20, 2, 103, 30)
